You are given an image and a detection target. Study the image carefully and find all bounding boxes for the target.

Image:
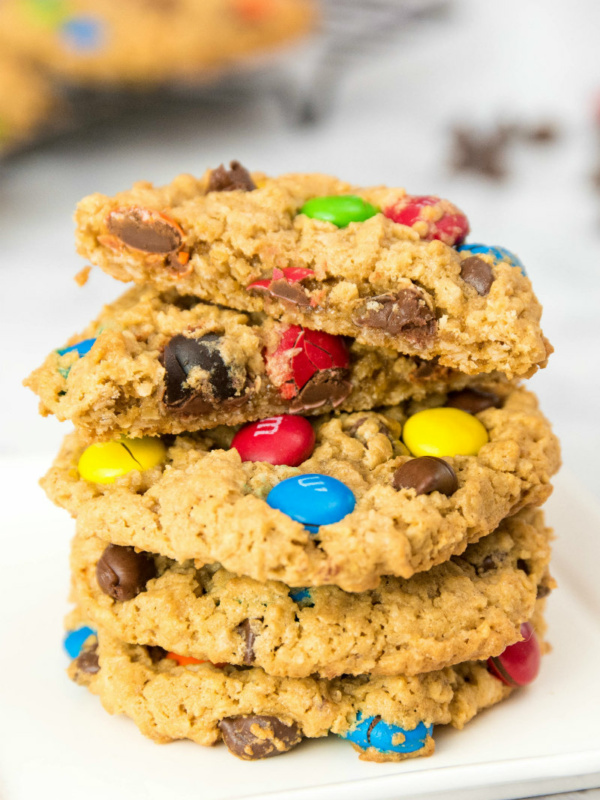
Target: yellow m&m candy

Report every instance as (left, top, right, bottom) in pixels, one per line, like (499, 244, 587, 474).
(402, 407, 489, 458)
(78, 437, 167, 484)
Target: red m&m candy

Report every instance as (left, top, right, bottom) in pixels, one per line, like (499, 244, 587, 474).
(265, 325, 350, 405)
(231, 415, 316, 466)
(384, 194, 469, 246)
(487, 622, 541, 687)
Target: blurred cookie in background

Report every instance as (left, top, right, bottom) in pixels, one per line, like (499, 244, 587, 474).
(0, 0, 317, 87)
(0, 48, 64, 155)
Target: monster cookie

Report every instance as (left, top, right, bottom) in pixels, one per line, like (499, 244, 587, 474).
(70, 509, 554, 678)
(0, 0, 315, 86)
(43, 387, 560, 591)
(24, 285, 507, 441)
(0, 49, 59, 154)
(73, 168, 551, 377)
(68, 606, 546, 762)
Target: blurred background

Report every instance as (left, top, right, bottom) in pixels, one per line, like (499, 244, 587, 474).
(2, 0, 600, 497)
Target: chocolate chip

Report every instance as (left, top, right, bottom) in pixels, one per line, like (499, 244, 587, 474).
(219, 716, 302, 760)
(450, 125, 510, 180)
(460, 256, 494, 295)
(162, 333, 238, 411)
(446, 388, 501, 414)
(393, 457, 458, 496)
(268, 279, 311, 306)
(517, 558, 530, 575)
(411, 357, 449, 380)
(76, 643, 99, 674)
(536, 584, 551, 599)
(96, 544, 156, 602)
(236, 619, 256, 665)
(480, 555, 498, 572)
(147, 645, 168, 663)
(208, 161, 256, 193)
(354, 288, 437, 347)
(106, 207, 182, 254)
(290, 369, 351, 412)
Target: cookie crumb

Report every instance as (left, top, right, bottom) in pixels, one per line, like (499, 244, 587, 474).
(74, 266, 91, 286)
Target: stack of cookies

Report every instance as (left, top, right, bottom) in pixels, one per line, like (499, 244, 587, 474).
(26, 164, 561, 763)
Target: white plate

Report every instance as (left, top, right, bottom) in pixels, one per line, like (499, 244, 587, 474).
(1, 460, 599, 800)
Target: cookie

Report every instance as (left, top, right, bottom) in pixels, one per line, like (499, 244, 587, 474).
(73, 168, 550, 377)
(25, 284, 513, 441)
(0, 49, 60, 154)
(0, 0, 315, 86)
(68, 605, 546, 762)
(43, 387, 560, 591)
(71, 509, 553, 678)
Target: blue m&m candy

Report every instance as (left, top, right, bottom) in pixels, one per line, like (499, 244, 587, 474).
(458, 243, 526, 276)
(57, 337, 97, 358)
(289, 587, 313, 605)
(340, 713, 433, 755)
(60, 15, 105, 51)
(57, 337, 97, 378)
(266, 474, 355, 534)
(64, 625, 96, 659)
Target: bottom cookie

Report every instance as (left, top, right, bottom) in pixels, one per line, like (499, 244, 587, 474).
(67, 604, 547, 763)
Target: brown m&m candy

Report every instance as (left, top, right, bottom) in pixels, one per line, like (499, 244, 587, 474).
(392, 456, 458, 496)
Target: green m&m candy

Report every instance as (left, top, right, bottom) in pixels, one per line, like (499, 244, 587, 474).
(299, 195, 379, 228)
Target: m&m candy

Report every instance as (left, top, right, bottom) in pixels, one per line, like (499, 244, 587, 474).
(266, 474, 355, 534)
(78, 437, 167, 484)
(458, 243, 526, 275)
(264, 325, 350, 408)
(64, 626, 96, 659)
(487, 622, 541, 687)
(231, 416, 315, 466)
(340, 713, 433, 755)
(57, 337, 97, 378)
(57, 338, 97, 358)
(288, 587, 312, 605)
(299, 196, 379, 228)
(384, 194, 469, 246)
(402, 407, 489, 458)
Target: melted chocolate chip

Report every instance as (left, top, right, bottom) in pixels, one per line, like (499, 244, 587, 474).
(147, 645, 168, 663)
(460, 256, 495, 295)
(517, 558, 530, 575)
(219, 716, 302, 760)
(392, 457, 458, 496)
(162, 333, 237, 411)
(236, 619, 256, 665)
(355, 288, 437, 347)
(478, 552, 507, 574)
(76, 643, 99, 674)
(269, 279, 311, 306)
(208, 161, 256, 193)
(536, 584, 551, 599)
(106, 208, 182, 254)
(446, 388, 501, 414)
(96, 544, 156, 602)
(290, 369, 351, 412)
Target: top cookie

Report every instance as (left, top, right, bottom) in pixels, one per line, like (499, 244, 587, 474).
(75, 166, 551, 377)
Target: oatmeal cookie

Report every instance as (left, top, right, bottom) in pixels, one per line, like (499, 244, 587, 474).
(68, 603, 546, 762)
(25, 284, 512, 441)
(74, 167, 550, 377)
(70, 509, 553, 678)
(43, 387, 560, 591)
(0, 0, 315, 86)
